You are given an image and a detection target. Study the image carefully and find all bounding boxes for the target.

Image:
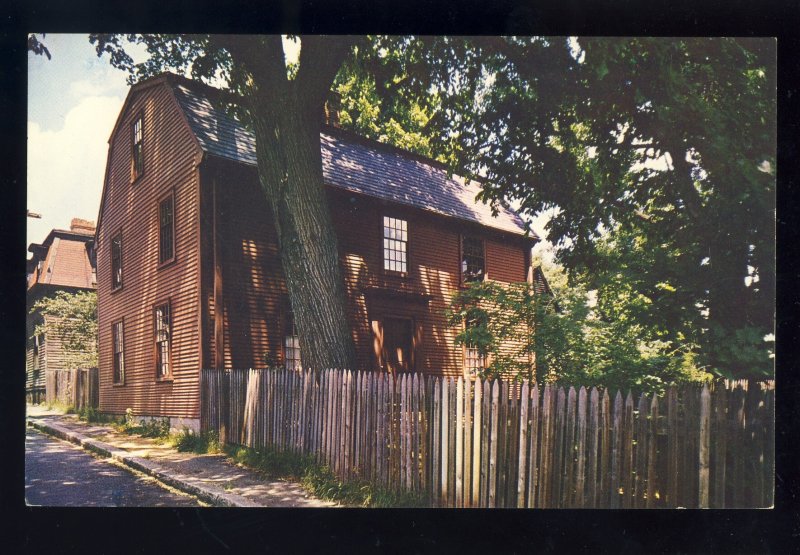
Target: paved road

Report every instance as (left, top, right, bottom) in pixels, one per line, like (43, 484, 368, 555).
(25, 428, 202, 507)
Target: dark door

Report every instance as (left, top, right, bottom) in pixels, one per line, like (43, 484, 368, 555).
(383, 317, 414, 374)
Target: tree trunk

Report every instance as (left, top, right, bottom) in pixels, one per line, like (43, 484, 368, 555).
(235, 37, 356, 371)
(251, 107, 356, 370)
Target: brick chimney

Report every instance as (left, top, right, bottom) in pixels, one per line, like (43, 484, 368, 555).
(70, 218, 96, 234)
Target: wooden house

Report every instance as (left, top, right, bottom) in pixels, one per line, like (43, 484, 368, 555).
(26, 218, 97, 402)
(95, 73, 542, 430)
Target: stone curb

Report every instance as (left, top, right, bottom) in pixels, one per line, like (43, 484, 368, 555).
(27, 417, 261, 508)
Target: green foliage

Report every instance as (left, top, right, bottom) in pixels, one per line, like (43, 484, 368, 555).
(350, 37, 774, 380)
(120, 415, 171, 439)
(89, 35, 774, 379)
(31, 290, 98, 370)
(449, 263, 715, 393)
(172, 428, 221, 454)
(75, 405, 120, 424)
(224, 444, 427, 507)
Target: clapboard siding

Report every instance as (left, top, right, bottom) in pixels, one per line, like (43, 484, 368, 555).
(197, 178, 532, 379)
(97, 82, 202, 419)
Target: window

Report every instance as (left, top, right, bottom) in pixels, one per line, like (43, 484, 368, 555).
(111, 233, 123, 290)
(464, 319, 486, 377)
(132, 115, 144, 180)
(154, 302, 171, 379)
(112, 321, 125, 384)
(383, 216, 408, 273)
(158, 194, 175, 265)
(33, 334, 43, 371)
(461, 236, 485, 283)
(284, 314, 302, 370)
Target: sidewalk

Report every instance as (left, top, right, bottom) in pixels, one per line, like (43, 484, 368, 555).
(26, 405, 337, 508)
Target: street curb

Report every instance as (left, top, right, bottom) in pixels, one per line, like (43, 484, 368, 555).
(27, 417, 261, 507)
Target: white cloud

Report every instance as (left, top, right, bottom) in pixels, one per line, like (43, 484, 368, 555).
(27, 94, 124, 247)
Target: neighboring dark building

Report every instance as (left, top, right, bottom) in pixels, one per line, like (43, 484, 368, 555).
(95, 73, 542, 430)
(26, 218, 96, 402)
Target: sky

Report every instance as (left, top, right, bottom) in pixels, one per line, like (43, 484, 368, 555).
(27, 34, 141, 251)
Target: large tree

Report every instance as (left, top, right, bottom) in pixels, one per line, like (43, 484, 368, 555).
(90, 35, 775, 378)
(339, 37, 776, 378)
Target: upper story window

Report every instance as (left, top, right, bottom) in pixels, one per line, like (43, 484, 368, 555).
(112, 320, 125, 385)
(154, 301, 172, 379)
(111, 232, 123, 290)
(158, 194, 175, 265)
(461, 236, 485, 283)
(383, 216, 408, 274)
(132, 115, 144, 180)
(284, 314, 302, 370)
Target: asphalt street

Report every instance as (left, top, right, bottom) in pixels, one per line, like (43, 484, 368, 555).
(25, 427, 202, 507)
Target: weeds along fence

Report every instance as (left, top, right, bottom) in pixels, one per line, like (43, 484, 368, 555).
(201, 368, 774, 508)
(45, 368, 99, 410)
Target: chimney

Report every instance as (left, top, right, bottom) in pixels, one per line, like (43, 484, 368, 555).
(70, 218, 96, 234)
(323, 91, 342, 128)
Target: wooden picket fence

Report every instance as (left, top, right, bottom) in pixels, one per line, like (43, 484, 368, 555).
(200, 368, 774, 508)
(46, 368, 99, 410)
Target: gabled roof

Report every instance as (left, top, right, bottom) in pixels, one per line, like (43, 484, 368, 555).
(167, 75, 531, 237)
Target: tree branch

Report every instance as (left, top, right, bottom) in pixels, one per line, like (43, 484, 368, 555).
(295, 35, 360, 114)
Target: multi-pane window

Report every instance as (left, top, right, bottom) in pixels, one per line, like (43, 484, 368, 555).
(158, 195, 175, 264)
(383, 216, 408, 273)
(132, 115, 144, 179)
(461, 236, 485, 283)
(154, 302, 171, 379)
(112, 321, 125, 384)
(111, 233, 123, 290)
(464, 347, 486, 377)
(284, 315, 302, 370)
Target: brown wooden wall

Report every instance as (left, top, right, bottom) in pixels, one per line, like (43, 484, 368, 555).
(201, 167, 533, 379)
(96, 82, 203, 419)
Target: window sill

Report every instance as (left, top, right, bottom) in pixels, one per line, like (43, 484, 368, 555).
(157, 257, 177, 270)
(155, 377, 174, 383)
(382, 269, 409, 279)
(112, 382, 126, 387)
(111, 285, 124, 294)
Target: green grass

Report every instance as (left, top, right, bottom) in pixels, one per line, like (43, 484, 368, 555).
(223, 444, 428, 508)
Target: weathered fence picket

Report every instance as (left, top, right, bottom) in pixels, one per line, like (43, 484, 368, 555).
(200, 368, 774, 508)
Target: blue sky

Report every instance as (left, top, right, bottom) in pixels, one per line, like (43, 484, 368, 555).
(27, 34, 141, 249)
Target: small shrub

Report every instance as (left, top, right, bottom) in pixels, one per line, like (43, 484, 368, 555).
(172, 428, 221, 454)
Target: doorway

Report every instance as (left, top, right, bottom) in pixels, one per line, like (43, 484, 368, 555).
(383, 317, 414, 374)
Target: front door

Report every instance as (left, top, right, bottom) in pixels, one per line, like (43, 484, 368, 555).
(383, 317, 414, 374)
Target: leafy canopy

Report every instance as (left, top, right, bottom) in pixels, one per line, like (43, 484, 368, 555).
(32, 291, 98, 370)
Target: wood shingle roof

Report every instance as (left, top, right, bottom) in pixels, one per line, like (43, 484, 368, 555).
(168, 77, 530, 237)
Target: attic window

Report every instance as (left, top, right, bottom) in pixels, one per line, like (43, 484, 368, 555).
(132, 115, 144, 180)
(383, 216, 408, 273)
(461, 236, 485, 283)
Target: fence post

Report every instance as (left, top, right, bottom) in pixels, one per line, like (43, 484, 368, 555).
(698, 384, 711, 508)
